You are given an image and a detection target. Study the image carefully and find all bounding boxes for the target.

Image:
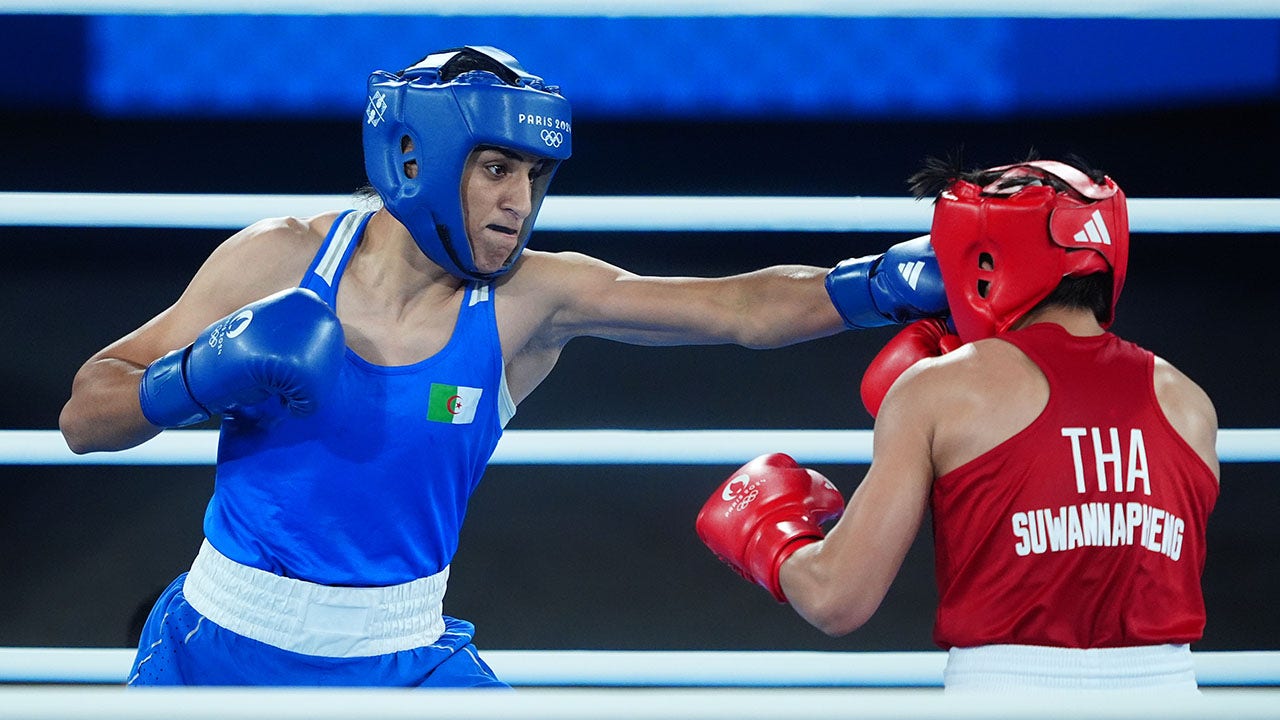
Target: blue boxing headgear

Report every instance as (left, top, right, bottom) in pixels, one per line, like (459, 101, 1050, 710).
(363, 46, 572, 280)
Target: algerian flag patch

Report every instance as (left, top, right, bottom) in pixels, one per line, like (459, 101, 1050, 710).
(427, 383, 483, 424)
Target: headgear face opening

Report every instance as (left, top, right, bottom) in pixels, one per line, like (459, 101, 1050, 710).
(363, 46, 572, 281)
(929, 160, 1129, 343)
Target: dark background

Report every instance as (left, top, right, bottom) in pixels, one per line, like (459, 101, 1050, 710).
(0, 5, 1274, 653)
(0, 95, 1276, 654)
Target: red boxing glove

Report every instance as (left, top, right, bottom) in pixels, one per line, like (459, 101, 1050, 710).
(696, 453, 845, 602)
(860, 318, 961, 418)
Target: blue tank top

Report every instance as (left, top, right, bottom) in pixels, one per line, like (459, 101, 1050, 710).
(203, 210, 515, 585)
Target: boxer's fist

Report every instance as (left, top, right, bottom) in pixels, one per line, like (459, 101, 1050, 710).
(697, 453, 845, 602)
(139, 288, 346, 428)
(825, 235, 948, 329)
(861, 318, 961, 418)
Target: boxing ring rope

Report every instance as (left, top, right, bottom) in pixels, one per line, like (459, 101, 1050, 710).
(0, 686, 1275, 720)
(2, 193, 1278, 233)
(2, 647, 1277, 687)
(4, 428, 1279, 466)
(1, 650, 1278, 717)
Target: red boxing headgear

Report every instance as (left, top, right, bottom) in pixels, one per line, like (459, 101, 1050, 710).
(930, 160, 1128, 343)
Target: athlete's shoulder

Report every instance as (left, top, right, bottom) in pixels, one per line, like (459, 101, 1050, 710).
(498, 248, 623, 295)
(900, 336, 1029, 389)
(886, 336, 1043, 430)
(191, 212, 343, 306)
(213, 213, 335, 268)
(1152, 354, 1219, 477)
(508, 248, 610, 273)
(234, 212, 340, 253)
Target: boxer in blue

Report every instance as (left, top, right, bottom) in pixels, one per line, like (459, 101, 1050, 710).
(59, 46, 945, 687)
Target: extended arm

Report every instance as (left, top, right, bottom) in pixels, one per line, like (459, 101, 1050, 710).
(527, 235, 946, 350)
(547, 256, 844, 348)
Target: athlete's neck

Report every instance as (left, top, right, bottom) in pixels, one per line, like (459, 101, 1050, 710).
(1013, 306, 1105, 337)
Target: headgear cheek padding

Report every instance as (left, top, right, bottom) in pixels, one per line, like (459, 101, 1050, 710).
(930, 161, 1129, 343)
(363, 46, 572, 281)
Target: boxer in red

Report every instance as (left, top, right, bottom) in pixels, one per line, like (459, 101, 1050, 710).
(698, 156, 1219, 692)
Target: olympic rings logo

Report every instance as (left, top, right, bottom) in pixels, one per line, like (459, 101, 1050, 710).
(732, 489, 760, 512)
(540, 129, 564, 148)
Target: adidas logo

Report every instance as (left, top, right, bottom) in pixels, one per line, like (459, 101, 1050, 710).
(897, 260, 925, 290)
(1073, 210, 1112, 246)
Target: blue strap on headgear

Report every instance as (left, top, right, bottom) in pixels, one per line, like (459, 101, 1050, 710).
(363, 46, 572, 280)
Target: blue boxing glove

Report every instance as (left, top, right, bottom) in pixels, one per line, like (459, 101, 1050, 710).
(825, 235, 948, 329)
(138, 288, 346, 428)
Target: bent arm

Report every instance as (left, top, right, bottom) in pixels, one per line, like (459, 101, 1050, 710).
(59, 216, 327, 453)
(61, 277, 244, 453)
(60, 350, 161, 453)
(778, 367, 937, 635)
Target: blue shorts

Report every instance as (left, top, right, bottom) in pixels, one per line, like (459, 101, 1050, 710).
(128, 574, 508, 688)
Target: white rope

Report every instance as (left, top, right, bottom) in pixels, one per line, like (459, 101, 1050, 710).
(3, 686, 1278, 720)
(0, 648, 1275, 687)
(7, 428, 1278, 466)
(2, 193, 1278, 233)
(9, 0, 1280, 18)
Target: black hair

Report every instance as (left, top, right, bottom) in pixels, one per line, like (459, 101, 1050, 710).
(351, 184, 385, 210)
(1029, 272, 1114, 323)
(907, 150, 1107, 201)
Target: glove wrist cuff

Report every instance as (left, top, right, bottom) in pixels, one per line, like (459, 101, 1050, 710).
(139, 346, 210, 428)
(748, 519, 825, 603)
(825, 255, 890, 329)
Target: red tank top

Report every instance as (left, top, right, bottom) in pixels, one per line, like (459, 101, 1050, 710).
(931, 323, 1218, 650)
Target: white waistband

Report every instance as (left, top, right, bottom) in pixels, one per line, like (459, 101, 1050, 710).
(944, 644, 1198, 693)
(182, 539, 448, 658)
